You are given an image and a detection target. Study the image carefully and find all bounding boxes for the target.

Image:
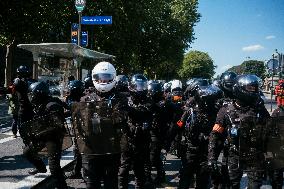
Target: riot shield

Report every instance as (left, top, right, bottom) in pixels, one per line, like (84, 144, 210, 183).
(237, 116, 267, 163)
(265, 116, 284, 169)
(19, 112, 73, 155)
(71, 101, 121, 155)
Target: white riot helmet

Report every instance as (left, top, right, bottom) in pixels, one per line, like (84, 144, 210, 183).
(92, 61, 117, 93)
(171, 79, 182, 92)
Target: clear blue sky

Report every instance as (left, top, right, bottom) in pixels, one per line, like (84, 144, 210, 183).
(189, 0, 284, 77)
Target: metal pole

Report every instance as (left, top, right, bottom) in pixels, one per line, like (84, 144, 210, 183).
(271, 54, 274, 112)
(77, 11, 82, 80)
(78, 11, 82, 47)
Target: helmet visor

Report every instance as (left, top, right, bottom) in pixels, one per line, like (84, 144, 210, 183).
(134, 82, 148, 91)
(245, 85, 259, 92)
(93, 73, 114, 83)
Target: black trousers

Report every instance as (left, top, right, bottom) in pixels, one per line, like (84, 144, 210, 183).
(268, 168, 284, 189)
(227, 153, 264, 189)
(178, 144, 210, 189)
(119, 133, 149, 189)
(11, 114, 18, 135)
(149, 137, 164, 177)
(82, 154, 120, 189)
(23, 137, 67, 189)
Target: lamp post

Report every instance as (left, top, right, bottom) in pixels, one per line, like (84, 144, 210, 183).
(74, 0, 85, 80)
(271, 53, 275, 112)
(75, 0, 86, 47)
(275, 49, 281, 79)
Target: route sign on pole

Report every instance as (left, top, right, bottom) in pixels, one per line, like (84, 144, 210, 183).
(75, 0, 86, 12)
(81, 31, 88, 47)
(81, 16, 112, 25)
(71, 23, 79, 45)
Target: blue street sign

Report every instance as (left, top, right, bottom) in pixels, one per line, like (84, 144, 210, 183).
(81, 31, 88, 47)
(72, 23, 79, 30)
(71, 23, 79, 45)
(71, 37, 78, 44)
(267, 59, 279, 74)
(81, 16, 112, 25)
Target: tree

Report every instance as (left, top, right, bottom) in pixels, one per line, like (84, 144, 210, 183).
(0, 0, 75, 45)
(0, 0, 200, 80)
(228, 60, 266, 79)
(178, 50, 215, 79)
(77, 0, 200, 78)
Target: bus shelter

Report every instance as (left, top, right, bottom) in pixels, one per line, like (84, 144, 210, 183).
(17, 43, 115, 81)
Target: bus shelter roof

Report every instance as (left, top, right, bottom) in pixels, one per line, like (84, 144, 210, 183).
(17, 43, 115, 60)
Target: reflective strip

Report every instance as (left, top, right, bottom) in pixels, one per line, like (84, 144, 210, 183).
(212, 124, 224, 133)
(177, 120, 184, 128)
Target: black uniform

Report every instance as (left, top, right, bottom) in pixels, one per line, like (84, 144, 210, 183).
(65, 80, 84, 178)
(166, 91, 185, 157)
(177, 85, 222, 189)
(23, 95, 67, 188)
(73, 88, 128, 189)
(118, 98, 153, 189)
(208, 101, 270, 189)
(14, 77, 36, 142)
(6, 82, 19, 137)
(118, 73, 152, 189)
(268, 107, 284, 189)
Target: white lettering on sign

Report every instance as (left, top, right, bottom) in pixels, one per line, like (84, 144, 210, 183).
(75, 0, 85, 5)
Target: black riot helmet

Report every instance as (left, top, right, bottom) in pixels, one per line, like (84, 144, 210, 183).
(68, 80, 85, 100)
(195, 85, 223, 109)
(116, 75, 129, 92)
(129, 74, 148, 102)
(84, 74, 94, 89)
(233, 74, 261, 106)
(28, 81, 50, 105)
(148, 81, 163, 102)
(219, 71, 237, 97)
(16, 65, 31, 78)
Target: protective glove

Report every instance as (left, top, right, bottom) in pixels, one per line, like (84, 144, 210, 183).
(208, 160, 219, 176)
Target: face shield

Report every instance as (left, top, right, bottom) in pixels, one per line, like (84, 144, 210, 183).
(134, 81, 148, 91)
(93, 73, 115, 84)
(245, 85, 259, 93)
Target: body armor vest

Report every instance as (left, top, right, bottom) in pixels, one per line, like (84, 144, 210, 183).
(265, 109, 284, 168)
(226, 104, 266, 160)
(71, 95, 123, 155)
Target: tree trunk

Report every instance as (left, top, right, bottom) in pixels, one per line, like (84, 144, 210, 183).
(5, 39, 17, 87)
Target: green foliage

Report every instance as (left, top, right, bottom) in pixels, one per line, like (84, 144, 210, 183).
(0, 0, 200, 79)
(228, 60, 265, 79)
(0, 0, 75, 45)
(178, 50, 215, 79)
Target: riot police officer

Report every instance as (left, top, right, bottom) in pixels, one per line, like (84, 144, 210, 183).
(208, 74, 270, 189)
(66, 80, 85, 106)
(212, 71, 237, 189)
(147, 81, 171, 184)
(177, 85, 223, 189)
(65, 80, 85, 179)
(83, 73, 94, 89)
(218, 71, 237, 99)
(23, 81, 67, 188)
(118, 74, 153, 189)
(116, 75, 129, 93)
(267, 91, 284, 189)
(166, 79, 186, 157)
(71, 61, 128, 189)
(13, 65, 37, 143)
